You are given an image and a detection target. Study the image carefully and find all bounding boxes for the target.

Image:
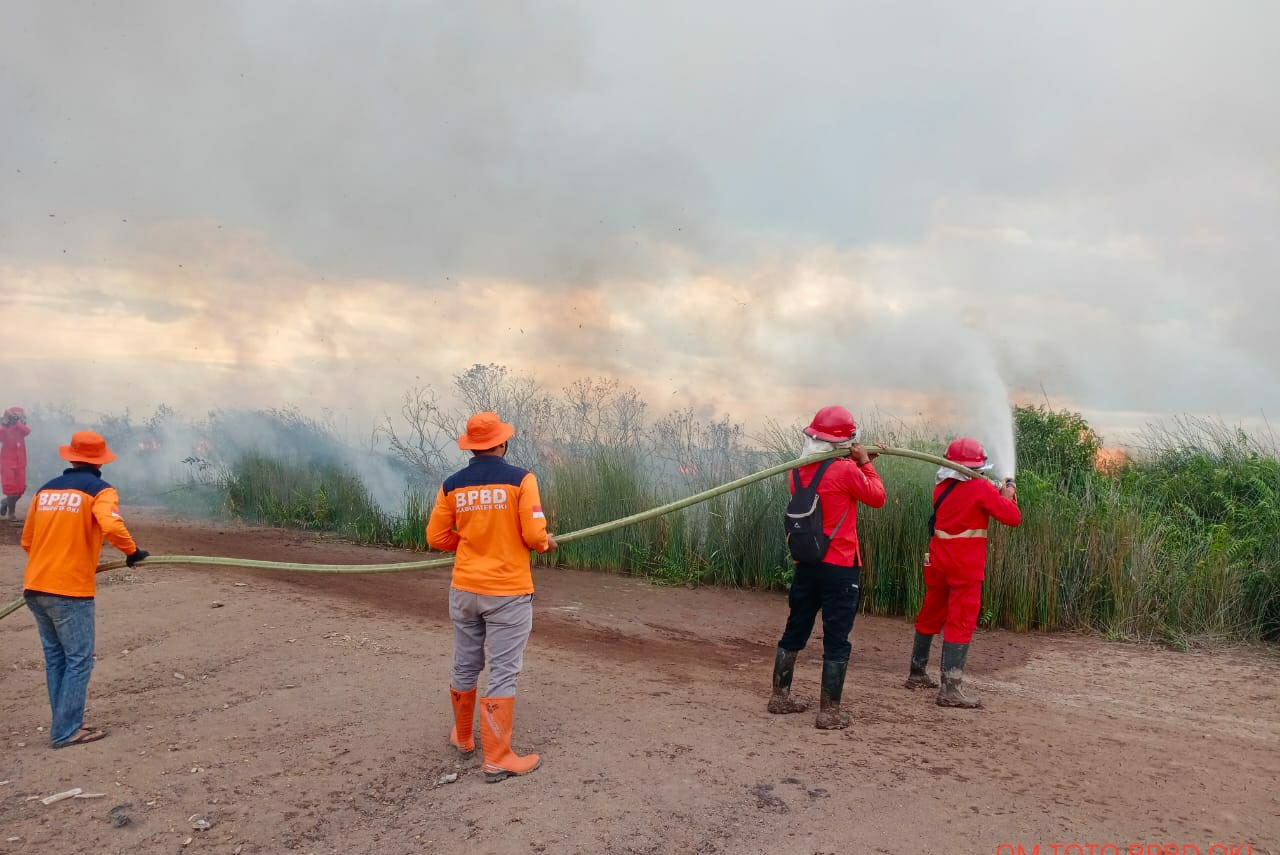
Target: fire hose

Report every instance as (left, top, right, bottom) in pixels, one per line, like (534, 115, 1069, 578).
(0, 446, 986, 622)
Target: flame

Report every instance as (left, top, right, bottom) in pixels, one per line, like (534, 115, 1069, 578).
(136, 439, 161, 452)
(1094, 447, 1129, 475)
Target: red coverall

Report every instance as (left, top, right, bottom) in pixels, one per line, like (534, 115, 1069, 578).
(0, 421, 30, 497)
(914, 477, 1021, 643)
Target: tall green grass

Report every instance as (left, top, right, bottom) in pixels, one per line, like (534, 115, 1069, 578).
(193, 406, 1279, 644)
(211, 450, 437, 552)
(222, 452, 392, 544)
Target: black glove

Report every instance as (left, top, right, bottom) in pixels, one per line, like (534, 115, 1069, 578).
(126, 549, 150, 567)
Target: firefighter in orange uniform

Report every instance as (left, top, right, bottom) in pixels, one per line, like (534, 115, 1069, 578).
(905, 437, 1020, 708)
(22, 431, 150, 747)
(427, 412, 558, 782)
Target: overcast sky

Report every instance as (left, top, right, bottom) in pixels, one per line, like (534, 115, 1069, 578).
(3, 1, 1277, 446)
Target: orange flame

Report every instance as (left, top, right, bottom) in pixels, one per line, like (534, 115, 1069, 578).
(1094, 447, 1129, 475)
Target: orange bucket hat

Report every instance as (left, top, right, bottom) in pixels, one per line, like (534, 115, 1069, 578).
(457, 412, 516, 451)
(59, 430, 117, 465)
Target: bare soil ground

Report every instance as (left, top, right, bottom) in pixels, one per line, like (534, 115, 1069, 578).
(1, 511, 1277, 855)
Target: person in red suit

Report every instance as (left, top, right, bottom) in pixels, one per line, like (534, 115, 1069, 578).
(905, 437, 1020, 708)
(768, 405, 886, 729)
(1, 406, 31, 521)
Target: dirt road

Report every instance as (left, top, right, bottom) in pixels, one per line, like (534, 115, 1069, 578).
(2, 512, 1277, 854)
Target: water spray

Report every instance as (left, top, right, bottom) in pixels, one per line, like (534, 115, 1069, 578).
(0, 445, 986, 622)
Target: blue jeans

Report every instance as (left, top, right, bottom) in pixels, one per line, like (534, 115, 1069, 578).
(25, 593, 96, 746)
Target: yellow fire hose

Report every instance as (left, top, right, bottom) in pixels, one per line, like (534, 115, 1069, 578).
(0, 446, 984, 622)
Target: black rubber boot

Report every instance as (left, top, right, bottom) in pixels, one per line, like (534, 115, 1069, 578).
(937, 641, 981, 708)
(767, 647, 811, 714)
(814, 659, 851, 729)
(904, 631, 939, 689)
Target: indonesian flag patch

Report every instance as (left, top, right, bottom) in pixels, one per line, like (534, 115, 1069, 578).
(532, 505, 545, 519)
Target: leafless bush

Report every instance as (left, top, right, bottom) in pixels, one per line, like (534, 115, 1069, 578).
(374, 387, 456, 483)
(555, 377, 648, 451)
(454, 363, 555, 465)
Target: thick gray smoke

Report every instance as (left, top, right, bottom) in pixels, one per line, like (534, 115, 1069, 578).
(1, 1, 709, 283)
(3, 2, 1277, 442)
(9, 406, 418, 514)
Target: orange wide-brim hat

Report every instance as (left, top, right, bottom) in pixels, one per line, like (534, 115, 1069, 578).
(457, 412, 516, 451)
(59, 430, 117, 465)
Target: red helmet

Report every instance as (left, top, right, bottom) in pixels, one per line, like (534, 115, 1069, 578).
(945, 437, 989, 469)
(3, 406, 23, 418)
(804, 405, 857, 443)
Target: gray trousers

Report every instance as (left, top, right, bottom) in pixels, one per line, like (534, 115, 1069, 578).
(449, 588, 533, 698)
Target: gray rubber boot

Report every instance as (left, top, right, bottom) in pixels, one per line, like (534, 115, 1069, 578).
(905, 631, 939, 689)
(814, 660, 851, 729)
(767, 647, 811, 713)
(936, 641, 981, 708)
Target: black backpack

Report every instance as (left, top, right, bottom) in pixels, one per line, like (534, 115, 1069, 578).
(784, 459, 848, 565)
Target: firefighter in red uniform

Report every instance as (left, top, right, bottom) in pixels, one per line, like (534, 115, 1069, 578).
(768, 405, 886, 729)
(905, 437, 1020, 708)
(1, 406, 31, 520)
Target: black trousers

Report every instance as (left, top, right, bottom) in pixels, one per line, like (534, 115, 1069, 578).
(778, 562, 862, 663)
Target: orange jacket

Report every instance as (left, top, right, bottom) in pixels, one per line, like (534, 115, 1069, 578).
(22, 467, 139, 598)
(426, 456, 552, 596)
(928, 477, 1021, 580)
